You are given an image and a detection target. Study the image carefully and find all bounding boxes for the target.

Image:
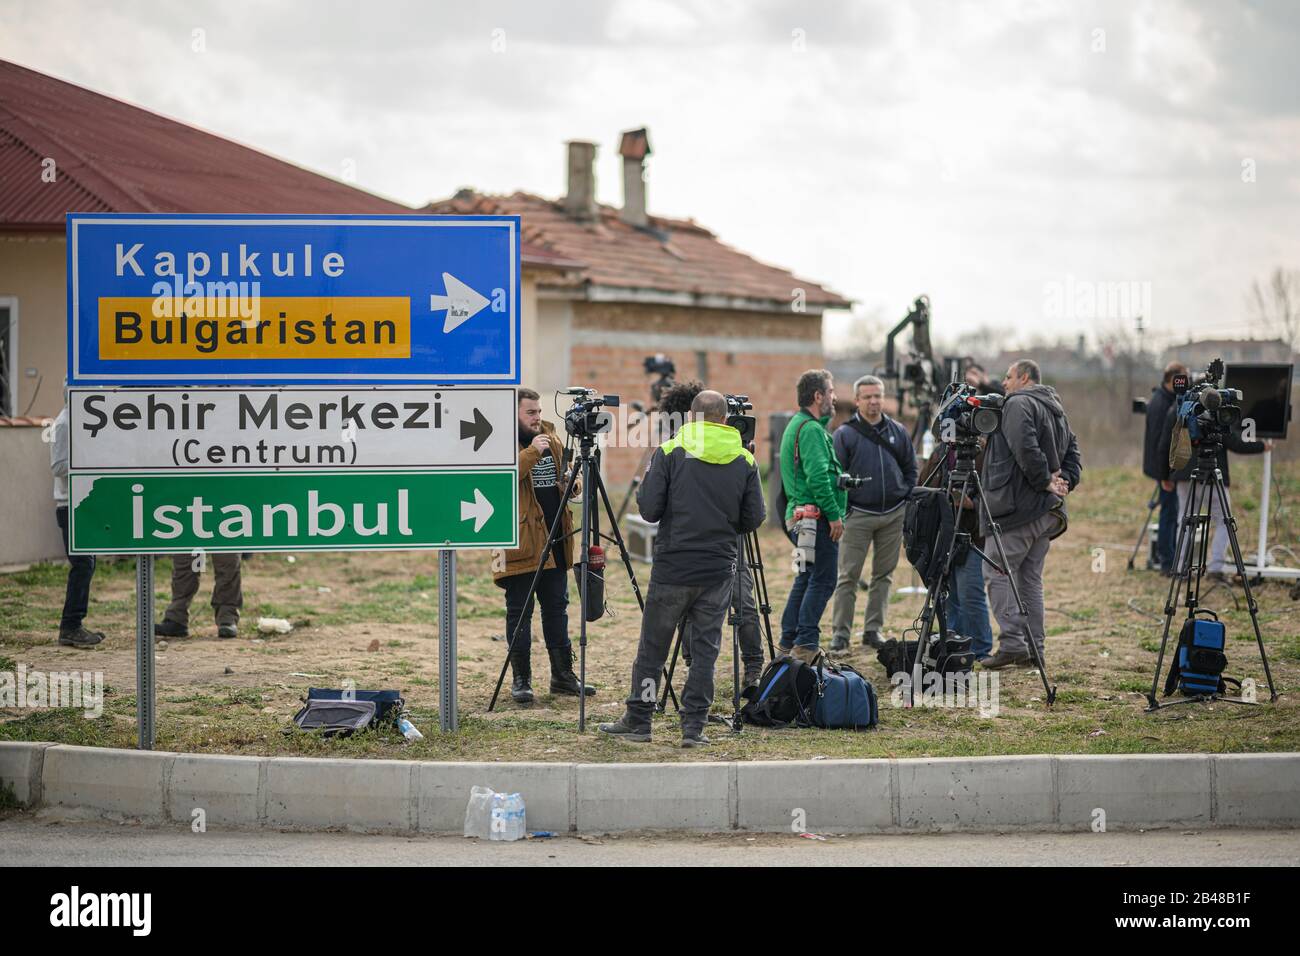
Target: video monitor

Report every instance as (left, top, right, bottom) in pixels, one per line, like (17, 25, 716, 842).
(1224, 363, 1294, 440)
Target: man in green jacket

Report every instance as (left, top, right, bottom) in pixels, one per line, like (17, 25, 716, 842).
(779, 369, 847, 663)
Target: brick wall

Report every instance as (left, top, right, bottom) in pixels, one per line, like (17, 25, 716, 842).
(565, 301, 826, 486)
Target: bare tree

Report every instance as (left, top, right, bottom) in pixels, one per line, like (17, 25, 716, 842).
(1247, 267, 1300, 353)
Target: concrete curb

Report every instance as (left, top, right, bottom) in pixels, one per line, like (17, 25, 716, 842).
(3, 742, 1298, 834)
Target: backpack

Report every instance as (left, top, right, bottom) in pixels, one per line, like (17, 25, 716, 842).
(1163, 610, 1236, 697)
(903, 487, 957, 588)
(740, 655, 820, 727)
(811, 659, 878, 730)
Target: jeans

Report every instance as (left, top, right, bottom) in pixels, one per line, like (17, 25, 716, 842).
(780, 516, 839, 649)
(1156, 486, 1179, 571)
(502, 566, 571, 664)
(945, 547, 993, 657)
(625, 576, 733, 735)
(682, 558, 764, 677)
(56, 506, 96, 631)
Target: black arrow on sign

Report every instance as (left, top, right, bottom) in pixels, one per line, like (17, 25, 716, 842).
(460, 407, 493, 451)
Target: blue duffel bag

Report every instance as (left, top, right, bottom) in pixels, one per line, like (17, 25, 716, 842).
(812, 660, 878, 730)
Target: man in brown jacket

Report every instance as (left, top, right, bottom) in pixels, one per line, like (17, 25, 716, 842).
(492, 389, 594, 703)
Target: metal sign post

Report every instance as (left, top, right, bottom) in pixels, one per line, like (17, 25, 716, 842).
(135, 554, 155, 750)
(438, 549, 458, 732)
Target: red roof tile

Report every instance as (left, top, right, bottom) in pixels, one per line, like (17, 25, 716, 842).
(0, 60, 567, 268)
(426, 190, 850, 309)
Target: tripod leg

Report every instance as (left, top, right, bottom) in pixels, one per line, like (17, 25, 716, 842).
(1147, 478, 1198, 709)
(1128, 482, 1162, 571)
(591, 457, 680, 711)
(658, 618, 685, 713)
(577, 455, 593, 732)
(1210, 478, 1278, 702)
(488, 463, 582, 712)
(746, 531, 778, 660)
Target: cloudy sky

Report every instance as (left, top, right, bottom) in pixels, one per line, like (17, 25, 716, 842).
(3, 0, 1298, 352)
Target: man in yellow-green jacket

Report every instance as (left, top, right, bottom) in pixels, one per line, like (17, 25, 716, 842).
(600, 390, 766, 747)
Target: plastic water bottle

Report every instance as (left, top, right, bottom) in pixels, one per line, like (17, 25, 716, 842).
(504, 792, 526, 841)
(464, 785, 494, 839)
(397, 716, 423, 741)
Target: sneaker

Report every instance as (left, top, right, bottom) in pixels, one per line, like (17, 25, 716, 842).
(861, 630, 886, 649)
(978, 649, 1031, 670)
(58, 625, 104, 647)
(598, 717, 651, 743)
(828, 634, 850, 653)
(154, 620, 189, 639)
(681, 731, 710, 748)
(217, 624, 238, 639)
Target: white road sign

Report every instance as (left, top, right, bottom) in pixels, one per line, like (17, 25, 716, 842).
(69, 386, 517, 471)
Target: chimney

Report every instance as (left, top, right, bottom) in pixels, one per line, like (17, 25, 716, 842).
(564, 140, 598, 220)
(618, 128, 651, 228)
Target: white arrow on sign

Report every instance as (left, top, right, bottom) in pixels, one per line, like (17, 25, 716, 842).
(460, 488, 494, 532)
(430, 272, 491, 334)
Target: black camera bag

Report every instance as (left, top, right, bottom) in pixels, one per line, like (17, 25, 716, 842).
(903, 487, 956, 588)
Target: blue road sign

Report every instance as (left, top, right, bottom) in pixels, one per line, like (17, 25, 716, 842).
(66, 213, 520, 385)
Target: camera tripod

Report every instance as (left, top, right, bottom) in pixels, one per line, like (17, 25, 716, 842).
(655, 529, 778, 732)
(487, 430, 679, 729)
(1126, 480, 1164, 571)
(911, 440, 1058, 706)
(1145, 446, 1277, 712)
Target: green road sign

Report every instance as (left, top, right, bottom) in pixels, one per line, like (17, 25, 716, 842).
(68, 469, 517, 554)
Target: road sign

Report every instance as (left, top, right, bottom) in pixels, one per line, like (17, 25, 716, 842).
(66, 213, 520, 385)
(67, 469, 517, 554)
(69, 386, 516, 471)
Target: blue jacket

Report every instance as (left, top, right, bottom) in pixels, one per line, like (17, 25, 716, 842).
(833, 413, 917, 514)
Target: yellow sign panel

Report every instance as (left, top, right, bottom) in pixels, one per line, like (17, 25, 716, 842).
(96, 297, 411, 360)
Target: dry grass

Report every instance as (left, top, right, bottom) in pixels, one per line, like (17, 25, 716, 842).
(2, 462, 1297, 762)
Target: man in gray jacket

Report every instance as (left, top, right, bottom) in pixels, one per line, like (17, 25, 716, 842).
(979, 360, 1082, 669)
(829, 375, 917, 651)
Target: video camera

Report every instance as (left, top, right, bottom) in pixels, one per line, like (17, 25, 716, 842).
(725, 393, 756, 446)
(934, 382, 1004, 443)
(644, 354, 677, 406)
(1173, 359, 1242, 447)
(562, 387, 620, 439)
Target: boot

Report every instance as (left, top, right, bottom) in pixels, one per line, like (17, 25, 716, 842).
(510, 652, 534, 704)
(791, 644, 823, 665)
(548, 646, 595, 697)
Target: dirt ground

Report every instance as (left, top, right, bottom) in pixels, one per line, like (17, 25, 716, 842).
(2, 461, 1298, 762)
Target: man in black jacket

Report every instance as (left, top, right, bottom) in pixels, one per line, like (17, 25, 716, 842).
(1143, 362, 1188, 573)
(829, 375, 917, 651)
(1155, 387, 1268, 578)
(599, 390, 766, 747)
(980, 360, 1083, 670)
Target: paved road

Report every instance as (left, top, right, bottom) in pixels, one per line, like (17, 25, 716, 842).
(1, 815, 1297, 866)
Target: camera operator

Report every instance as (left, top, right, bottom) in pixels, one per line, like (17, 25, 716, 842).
(599, 390, 765, 746)
(964, 361, 1005, 397)
(493, 389, 593, 703)
(829, 375, 917, 652)
(1144, 362, 1189, 574)
(1155, 380, 1269, 580)
(657, 381, 767, 688)
(779, 369, 846, 664)
(979, 360, 1083, 670)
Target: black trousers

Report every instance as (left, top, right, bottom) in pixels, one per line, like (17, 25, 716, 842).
(56, 506, 96, 630)
(502, 566, 571, 664)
